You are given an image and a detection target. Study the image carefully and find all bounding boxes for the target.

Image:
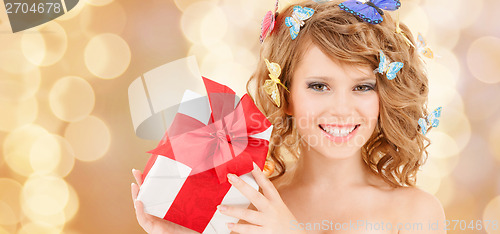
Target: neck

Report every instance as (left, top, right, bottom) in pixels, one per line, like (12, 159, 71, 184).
(290, 145, 375, 191)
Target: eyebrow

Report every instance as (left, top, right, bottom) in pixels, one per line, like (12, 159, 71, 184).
(304, 76, 377, 82)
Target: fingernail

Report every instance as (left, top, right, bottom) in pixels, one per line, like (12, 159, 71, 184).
(217, 205, 227, 211)
(227, 173, 238, 183)
(132, 168, 136, 173)
(227, 223, 234, 229)
(131, 183, 134, 187)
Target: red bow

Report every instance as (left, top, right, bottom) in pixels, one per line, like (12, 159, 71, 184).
(147, 77, 272, 184)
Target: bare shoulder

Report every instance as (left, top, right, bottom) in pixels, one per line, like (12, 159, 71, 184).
(394, 187, 445, 217)
(392, 186, 447, 233)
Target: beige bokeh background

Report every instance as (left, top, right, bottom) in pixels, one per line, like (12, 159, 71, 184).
(0, 0, 499, 233)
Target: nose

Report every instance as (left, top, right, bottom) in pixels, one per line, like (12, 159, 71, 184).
(327, 89, 354, 118)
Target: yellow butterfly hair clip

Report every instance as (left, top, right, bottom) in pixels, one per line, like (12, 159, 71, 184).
(263, 59, 289, 107)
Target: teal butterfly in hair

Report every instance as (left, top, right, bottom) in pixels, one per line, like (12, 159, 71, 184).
(285, 6, 315, 40)
(374, 50, 404, 80)
(418, 107, 442, 135)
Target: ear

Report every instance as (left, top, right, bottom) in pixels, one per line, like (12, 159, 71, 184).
(284, 95, 293, 116)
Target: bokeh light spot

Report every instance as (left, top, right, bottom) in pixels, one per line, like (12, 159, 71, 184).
(84, 33, 131, 79)
(49, 76, 95, 122)
(64, 115, 111, 162)
(22, 175, 69, 216)
(3, 125, 50, 176)
(181, 1, 218, 44)
(467, 36, 500, 84)
(21, 21, 68, 67)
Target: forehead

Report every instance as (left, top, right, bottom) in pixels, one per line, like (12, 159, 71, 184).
(294, 44, 375, 82)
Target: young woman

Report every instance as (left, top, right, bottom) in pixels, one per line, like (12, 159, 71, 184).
(131, 0, 446, 233)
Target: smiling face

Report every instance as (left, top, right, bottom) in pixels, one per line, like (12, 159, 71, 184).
(288, 44, 380, 159)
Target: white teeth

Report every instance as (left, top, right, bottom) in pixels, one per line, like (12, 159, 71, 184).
(321, 125, 356, 137)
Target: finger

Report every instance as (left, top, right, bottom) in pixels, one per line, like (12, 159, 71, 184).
(134, 199, 152, 233)
(131, 183, 140, 200)
(251, 163, 281, 200)
(227, 173, 269, 211)
(218, 205, 264, 226)
(227, 223, 263, 234)
(132, 169, 143, 186)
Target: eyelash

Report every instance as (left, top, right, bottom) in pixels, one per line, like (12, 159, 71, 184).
(307, 82, 376, 92)
(308, 82, 329, 91)
(354, 84, 376, 92)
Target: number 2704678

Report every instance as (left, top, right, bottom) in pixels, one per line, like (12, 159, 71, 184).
(5, 2, 62, 14)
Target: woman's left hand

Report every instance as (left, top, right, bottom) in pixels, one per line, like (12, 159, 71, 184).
(217, 164, 304, 234)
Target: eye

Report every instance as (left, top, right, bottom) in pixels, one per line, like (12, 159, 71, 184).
(308, 82, 329, 92)
(353, 84, 376, 92)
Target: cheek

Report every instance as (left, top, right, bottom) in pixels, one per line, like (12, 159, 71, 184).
(290, 89, 316, 116)
(289, 92, 321, 132)
(358, 94, 380, 122)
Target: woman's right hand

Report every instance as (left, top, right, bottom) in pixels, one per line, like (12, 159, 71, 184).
(131, 169, 201, 234)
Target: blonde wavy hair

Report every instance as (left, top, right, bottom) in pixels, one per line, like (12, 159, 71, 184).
(246, 0, 430, 187)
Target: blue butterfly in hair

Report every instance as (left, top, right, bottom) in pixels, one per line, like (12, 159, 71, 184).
(339, 0, 401, 24)
(418, 107, 442, 135)
(285, 6, 315, 40)
(374, 50, 403, 80)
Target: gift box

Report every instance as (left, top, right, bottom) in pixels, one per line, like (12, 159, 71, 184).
(130, 60, 272, 233)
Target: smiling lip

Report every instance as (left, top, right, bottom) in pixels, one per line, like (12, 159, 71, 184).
(319, 124, 360, 143)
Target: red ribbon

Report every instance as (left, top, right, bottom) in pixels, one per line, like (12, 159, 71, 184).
(142, 77, 272, 233)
